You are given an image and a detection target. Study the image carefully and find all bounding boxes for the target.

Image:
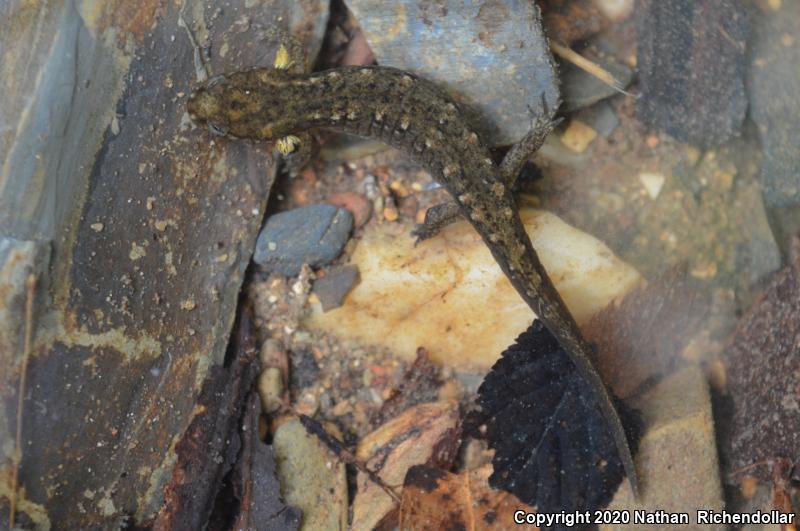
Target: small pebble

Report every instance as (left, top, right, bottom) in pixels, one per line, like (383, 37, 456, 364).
(312, 265, 360, 311)
(639, 172, 665, 199)
(560, 120, 598, 153)
(327, 191, 372, 228)
(258, 367, 284, 414)
(259, 338, 284, 366)
(254, 204, 353, 275)
(383, 206, 399, 222)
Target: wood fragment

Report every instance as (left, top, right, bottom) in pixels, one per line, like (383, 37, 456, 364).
(298, 414, 401, 503)
(549, 39, 633, 96)
(10, 273, 36, 530)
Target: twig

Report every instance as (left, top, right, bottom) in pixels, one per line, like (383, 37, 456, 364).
(549, 40, 635, 97)
(298, 415, 401, 503)
(10, 273, 37, 529)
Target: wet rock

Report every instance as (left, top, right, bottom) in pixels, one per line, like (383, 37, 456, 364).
(573, 100, 619, 138)
(272, 418, 348, 531)
(721, 252, 800, 483)
(312, 264, 360, 311)
(305, 211, 641, 371)
(636, 0, 749, 148)
(601, 366, 725, 530)
(327, 191, 372, 228)
(258, 368, 284, 414)
(254, 205, 353, 275)
(560, 55, 632, 112)
(747, 1, 800, 207)
(345, 0, 559, 146)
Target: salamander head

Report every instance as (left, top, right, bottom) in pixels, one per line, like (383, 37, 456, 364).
(187, 69, 294, 140)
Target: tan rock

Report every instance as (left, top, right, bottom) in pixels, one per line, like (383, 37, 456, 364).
(305, 209, 641, 371)
(602, 366, 724, 531)
(272, 418, 348, 531)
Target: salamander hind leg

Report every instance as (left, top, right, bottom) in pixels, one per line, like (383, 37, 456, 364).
(411, 201, 462, 244)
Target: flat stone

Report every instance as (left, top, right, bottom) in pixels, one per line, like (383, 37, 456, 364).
(601, 366, 725, 530)
(254, 205, 353, 276)
(560, 55, 632, 112)
(344, 0, 559, 146)
(747, 1, 800, 207)
(636, 0, 749, 148)
(312, 264, 360, 311)
(272, 418, 348, 531)
(573, 100, 619, 138)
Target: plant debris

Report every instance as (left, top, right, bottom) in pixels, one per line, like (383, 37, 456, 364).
(226, 395, 302, 531)
(582, 267, 710, 398)
(399, 464, 537, 531)
(721, 242, 800, 482)
(471, 321, 642, 515)
(154, 312, 300, 530)
(370, 347, 443, 428)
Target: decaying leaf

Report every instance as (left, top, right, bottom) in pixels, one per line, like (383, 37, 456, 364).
(371, 347, 443, 427)
(228, 395, 303, 531)
(582, 266, 709, 398)
(399, 464, 539, 530)
(351, 401, 462, 530)
(722, 249, 800, 481)
(472, 321, 641, 514)
(154, 312, 301, 531)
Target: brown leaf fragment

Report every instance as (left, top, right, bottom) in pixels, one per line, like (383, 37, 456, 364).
(399, 464, 539, 531)
(229, 395, 302, 531)
(583, 267, 709, 398)
(351, 401, 462, 531)
(721, 251, 800, 482)
(371, 347, 443, 427)
(771, 459, 797, 531)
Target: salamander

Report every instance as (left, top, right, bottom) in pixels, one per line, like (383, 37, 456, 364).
(187, 46, 638, 495)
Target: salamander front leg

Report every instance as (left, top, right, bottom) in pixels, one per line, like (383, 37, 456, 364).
(412, 201, 462, 243)
(499, 99, 560, 187)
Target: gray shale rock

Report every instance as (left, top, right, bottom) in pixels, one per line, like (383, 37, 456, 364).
(345, 0, 559, 146)
(636, 0, 749, 148)
(747, 1, 800, 207)
(254, 204, 353, 275)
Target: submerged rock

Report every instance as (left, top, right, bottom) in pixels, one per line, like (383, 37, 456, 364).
(254, 205, 353, 275)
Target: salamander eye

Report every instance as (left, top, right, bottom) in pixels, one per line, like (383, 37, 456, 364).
(208, 122, 228, 136)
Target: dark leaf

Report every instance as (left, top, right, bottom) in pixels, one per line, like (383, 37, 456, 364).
(472, 321, 641, 517)
(721, 246, 800, 481)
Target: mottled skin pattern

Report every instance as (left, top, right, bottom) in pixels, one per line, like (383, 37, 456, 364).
(187, 65, 638, 494)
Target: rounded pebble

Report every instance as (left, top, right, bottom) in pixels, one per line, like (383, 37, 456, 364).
(258, 367, 284, 414)
(254, 204, 353, 275)
(327, 191, 372, 228)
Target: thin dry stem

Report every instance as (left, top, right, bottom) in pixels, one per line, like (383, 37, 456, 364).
(549, 40, 634, 97)
(10, 273, 36, 529)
